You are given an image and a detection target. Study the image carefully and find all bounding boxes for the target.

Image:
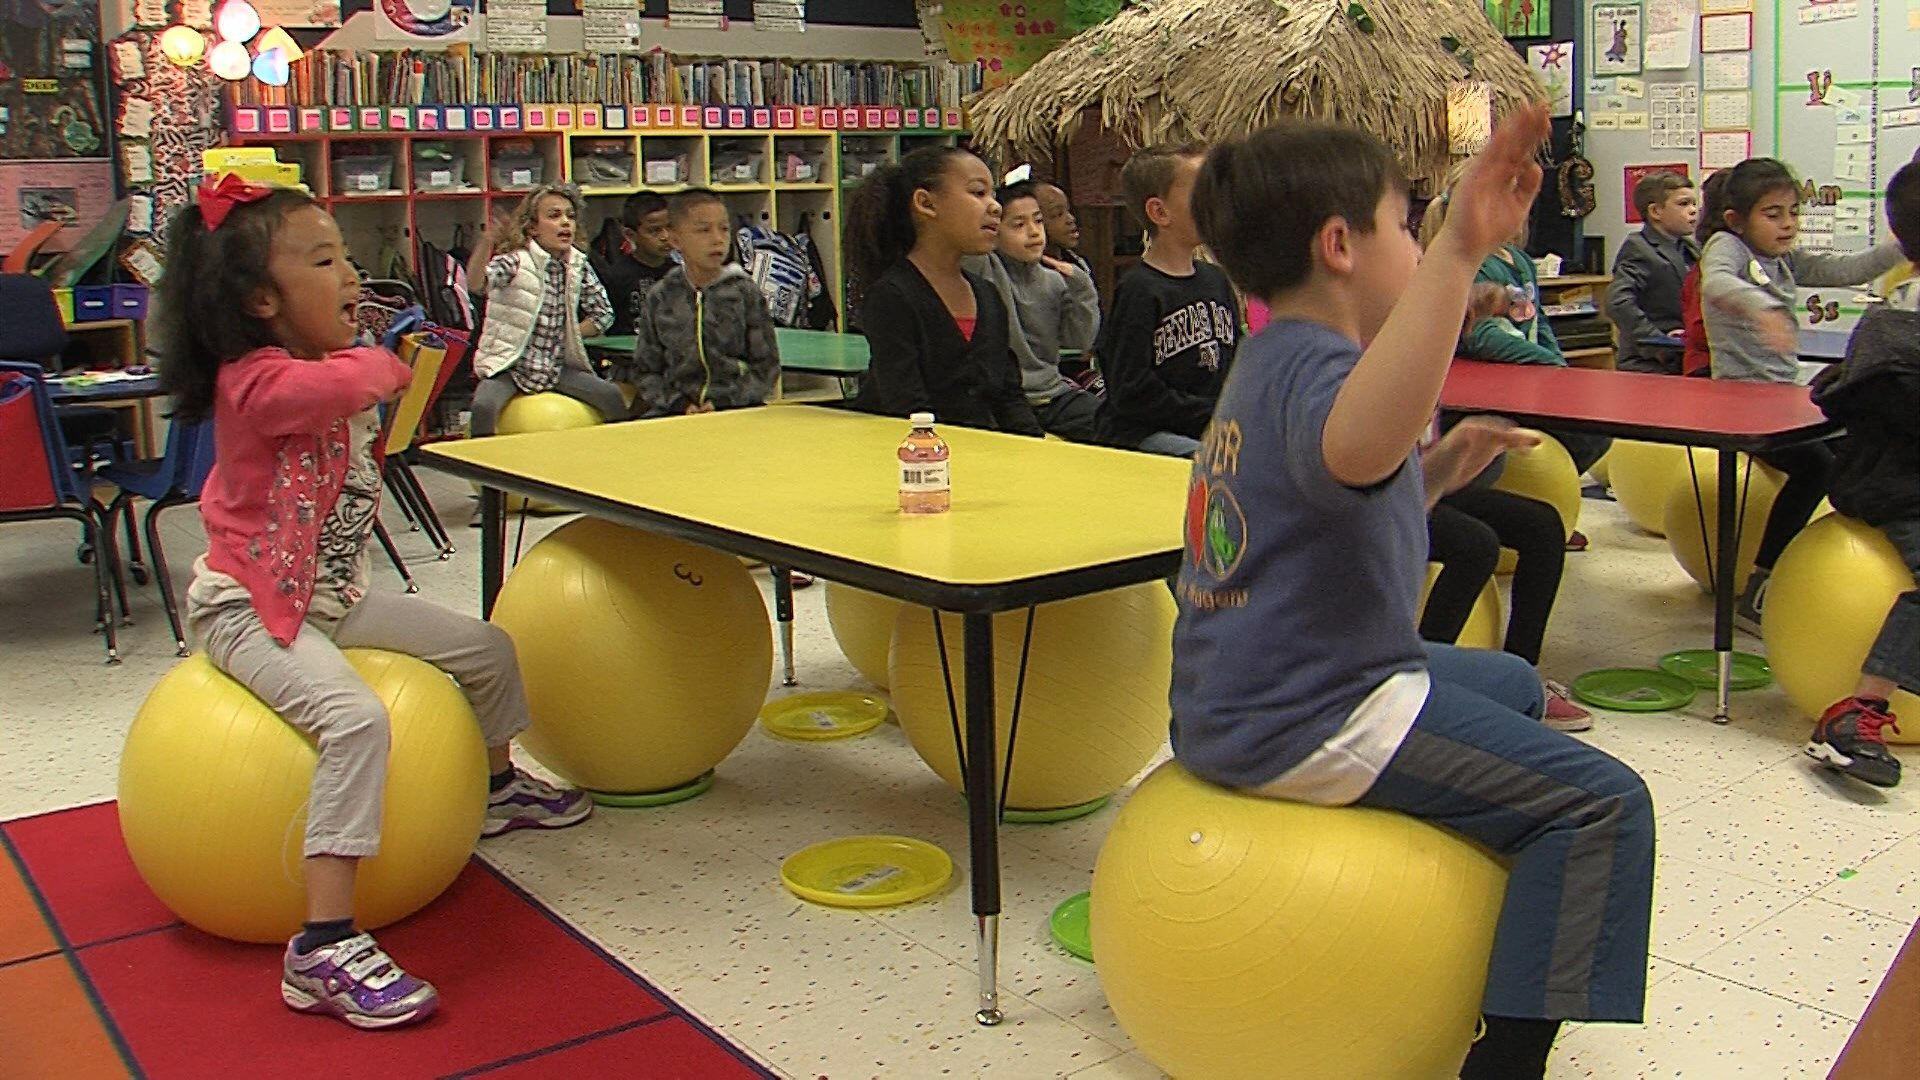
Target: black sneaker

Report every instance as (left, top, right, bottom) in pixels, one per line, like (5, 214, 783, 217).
(1806, 698, 1903, 788)
(1734, 575, 1768, 636)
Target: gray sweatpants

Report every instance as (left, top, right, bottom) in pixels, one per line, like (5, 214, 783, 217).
(469, 369, 627, 436)
(189, 592, 530, 858)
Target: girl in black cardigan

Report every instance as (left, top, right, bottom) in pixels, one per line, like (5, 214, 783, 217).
(845, 147, 1044, 436)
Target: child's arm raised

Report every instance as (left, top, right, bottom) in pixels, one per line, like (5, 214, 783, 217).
(1322, 105, 1551, 488)
(225, 347, 412, 437)
(466, 216, 503, 294)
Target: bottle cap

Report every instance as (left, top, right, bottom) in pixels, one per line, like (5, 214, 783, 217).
(909, 412, 935, 426)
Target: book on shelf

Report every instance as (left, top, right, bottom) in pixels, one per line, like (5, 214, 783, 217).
(228, 49, 984, 116)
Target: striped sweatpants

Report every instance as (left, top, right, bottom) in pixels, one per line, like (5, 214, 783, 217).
(1357, 645, 1655, 1023)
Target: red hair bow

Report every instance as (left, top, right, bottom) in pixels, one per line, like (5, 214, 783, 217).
(198, 172, 275, 231)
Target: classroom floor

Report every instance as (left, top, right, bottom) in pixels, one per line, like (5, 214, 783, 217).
(3, 470, 1913, 1079)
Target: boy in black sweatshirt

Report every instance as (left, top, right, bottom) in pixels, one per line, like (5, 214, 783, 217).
(1093, 145, 1240, 455)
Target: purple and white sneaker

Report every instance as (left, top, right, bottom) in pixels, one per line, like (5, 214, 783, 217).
(483, 767, 593, 837)
(281, 932, 438, 1030)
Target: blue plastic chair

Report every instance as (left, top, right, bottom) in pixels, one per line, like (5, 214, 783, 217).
(0, 360, 122, 662)
(98, 421, 215, 656)
(0, 273, 129, 470)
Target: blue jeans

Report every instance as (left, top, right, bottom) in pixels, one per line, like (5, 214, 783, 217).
(1865, 518, 1920, 694)
(1356, 645, 1654, 1023)
(1136, 431, 1201, 458)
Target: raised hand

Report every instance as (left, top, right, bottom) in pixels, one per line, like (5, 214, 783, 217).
(1435, 103, 1552, 263)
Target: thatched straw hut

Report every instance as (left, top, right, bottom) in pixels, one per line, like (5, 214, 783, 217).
(967, 0, 1543, 189)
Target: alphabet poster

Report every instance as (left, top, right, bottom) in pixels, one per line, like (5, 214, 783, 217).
(1591, 4, 1644, 77)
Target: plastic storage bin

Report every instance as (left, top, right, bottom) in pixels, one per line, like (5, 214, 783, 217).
(643, 154, 690, 185)
(332, 151, 396, 195)
(573, 139, 635, 186)
(780, 151, 825, 183)
(52, 287, 75, 324)
(111, 284, 150, 320)
(491, 140, 545, 191)
(710, 148, 764, 185)
(72, 286, 113, 322)
(411, 142, 467, 192)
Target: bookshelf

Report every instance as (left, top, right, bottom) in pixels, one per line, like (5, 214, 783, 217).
(227, 107, 966, 326)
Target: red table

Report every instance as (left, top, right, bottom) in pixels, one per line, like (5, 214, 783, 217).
(1440, 361, 1839, 720)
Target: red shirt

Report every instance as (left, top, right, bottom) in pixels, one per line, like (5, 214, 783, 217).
(1680, 265, 1710, 376)
(954, 315, 976, 342)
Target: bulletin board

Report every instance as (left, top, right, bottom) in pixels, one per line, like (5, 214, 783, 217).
(0, 0, 110, 160)
(1770, 0, 1920, 327)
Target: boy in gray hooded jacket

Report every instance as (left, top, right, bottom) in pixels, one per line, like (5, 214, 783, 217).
(619, 188, 781, 417)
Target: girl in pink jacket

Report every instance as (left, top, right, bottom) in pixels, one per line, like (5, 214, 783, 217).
(155, 176, 591, 1031)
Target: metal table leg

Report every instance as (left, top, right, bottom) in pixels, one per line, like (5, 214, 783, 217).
(962, 613, 1003, 1025)
(480, 487, 504, 619)
(772, 567, 797, 686)
(1712, 449, 1739, 723)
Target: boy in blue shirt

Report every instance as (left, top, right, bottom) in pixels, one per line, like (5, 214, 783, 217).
(1174, 107, 1653, 1078)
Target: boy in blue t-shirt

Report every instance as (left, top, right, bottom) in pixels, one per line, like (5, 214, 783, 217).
(1174, 108, 1653, 1078)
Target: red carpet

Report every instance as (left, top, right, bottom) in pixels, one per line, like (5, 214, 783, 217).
(0, 802, 773, 1080)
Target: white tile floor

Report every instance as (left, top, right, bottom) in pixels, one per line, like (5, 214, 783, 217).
(2, 473, 1913, 1079)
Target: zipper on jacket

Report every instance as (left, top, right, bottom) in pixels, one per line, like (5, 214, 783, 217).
(695, 286, 711, 406)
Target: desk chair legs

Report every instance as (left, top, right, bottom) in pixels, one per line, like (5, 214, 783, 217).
(102, 492, 193, 656)
(373, 517, 419, 594)
(384, 458, 453, 559)
(772, 567, 797, 686)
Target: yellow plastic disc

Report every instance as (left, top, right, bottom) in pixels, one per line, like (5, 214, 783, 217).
(759, 691, 890, 742)
(780, 835, 953, 909)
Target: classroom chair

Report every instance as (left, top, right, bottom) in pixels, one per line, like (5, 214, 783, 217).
(96, 421, 216, 656)
(0, 361, 124, 662)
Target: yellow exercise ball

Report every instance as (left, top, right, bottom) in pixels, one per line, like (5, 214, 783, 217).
(492, 392, 607, 513)
(1492, 433, 1582, 538)
(824, 582, 907, 690)
(1608, 440, 1689, 535)
(1489, 434, 1582, 574)
(1589, 451, 1611, 487)
(1421, 564, 1505, 651)
(1662, 449, 1785, 596)
(1763, 513, 1920, 741)
(491, 518, 773, 794)
(119, 650, 488, 945)
(888, 583, 1174, 813)
(1091, 761, 1509, 1079)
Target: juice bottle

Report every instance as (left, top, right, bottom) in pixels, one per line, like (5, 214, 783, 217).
(898, 412, 951, 514)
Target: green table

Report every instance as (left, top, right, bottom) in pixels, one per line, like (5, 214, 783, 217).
(584, 328, 870, 379)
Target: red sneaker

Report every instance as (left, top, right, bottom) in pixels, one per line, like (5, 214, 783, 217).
(1806, 698, 1902, 788)
(1542, 680, 1594, 732)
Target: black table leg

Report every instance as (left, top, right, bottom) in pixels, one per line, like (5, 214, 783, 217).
(480, 487, 504, 619)
(1713, 449, 1738, 723)
(772, 566, 797, 686)
(962, 612, 1003, 1025)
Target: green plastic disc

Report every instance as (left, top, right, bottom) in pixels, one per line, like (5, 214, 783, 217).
(1658, 649, 1773, 691)
(759, 691, 890, 741)
(1050, 891, 1093, 961)
(1569, 669, 1698, 712)
(1003, 794, 1111, 824)
(589, 770, 715, 807)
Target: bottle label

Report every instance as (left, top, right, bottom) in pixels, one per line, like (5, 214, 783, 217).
(900, 460, 950, 493)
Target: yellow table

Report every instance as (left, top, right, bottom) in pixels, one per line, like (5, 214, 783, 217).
(422, 407, 1189, 1025)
